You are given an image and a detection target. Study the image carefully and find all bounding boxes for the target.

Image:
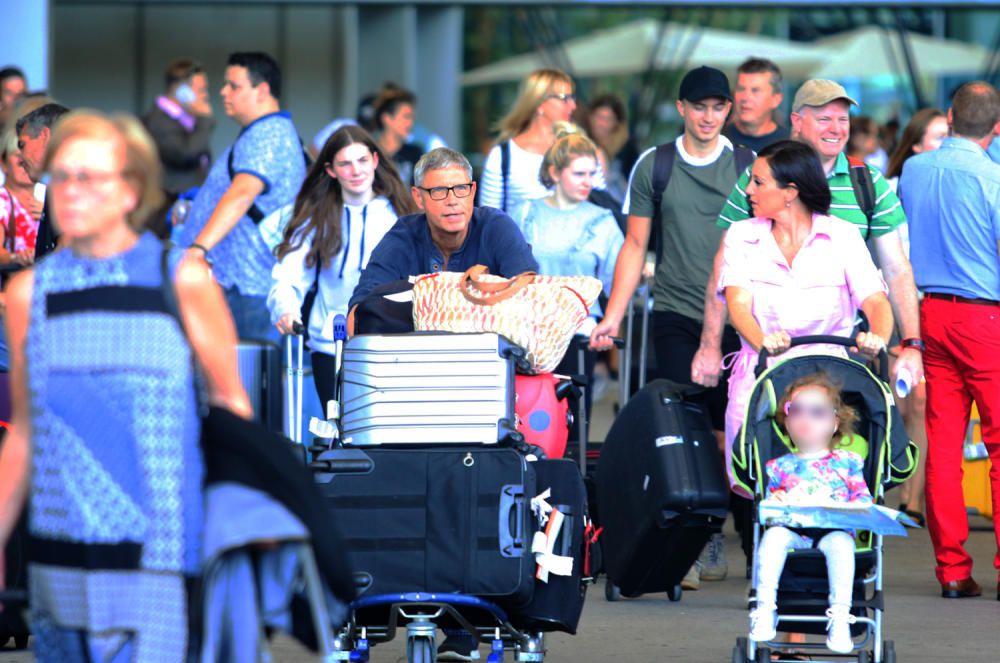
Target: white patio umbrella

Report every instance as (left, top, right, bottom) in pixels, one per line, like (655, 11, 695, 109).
(461, 18, 831, 86)
(809, 26, 991, 80)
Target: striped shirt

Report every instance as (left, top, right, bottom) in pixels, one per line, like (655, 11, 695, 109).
(716, 152, 906, 237)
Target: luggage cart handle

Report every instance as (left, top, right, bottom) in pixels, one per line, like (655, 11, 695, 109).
(754, 334, 888, 382)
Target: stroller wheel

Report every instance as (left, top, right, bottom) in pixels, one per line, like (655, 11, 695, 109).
(407, 636, 435, 663)
(754, 646, 770, 662)
(856, 651, 871, 663)
(882, 640, 896, 663)
(666, 584, 682, 602)
(604, 581, 621, 602)
(13, 634, 29, 650)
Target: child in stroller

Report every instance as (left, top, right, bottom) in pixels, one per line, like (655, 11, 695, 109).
(749, 372, 871, 654)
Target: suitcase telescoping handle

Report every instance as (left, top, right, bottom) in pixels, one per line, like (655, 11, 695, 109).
(572, 336, 625, 474)
(754, 334, 889, 381)
(498, 484, 527, 558)
(286, 323, 306, 444)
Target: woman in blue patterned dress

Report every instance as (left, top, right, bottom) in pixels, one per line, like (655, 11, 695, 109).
(0, 110, 251, 661)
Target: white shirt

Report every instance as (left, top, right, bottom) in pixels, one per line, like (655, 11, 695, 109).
(478, 137, 608, 212)
(268, 196, 399, 354)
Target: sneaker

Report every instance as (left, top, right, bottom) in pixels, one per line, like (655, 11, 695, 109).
(438, 633, 481, 661)
(698, 533, 729, 581)
(748, 604, 778, 642)
(825, 604, 856, 654)
(680, 561, 701, 591)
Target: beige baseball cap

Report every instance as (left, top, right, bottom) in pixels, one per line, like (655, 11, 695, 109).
(792, 79, 859, 111)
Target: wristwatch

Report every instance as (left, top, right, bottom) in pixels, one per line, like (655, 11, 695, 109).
(900, 337, 925, 352)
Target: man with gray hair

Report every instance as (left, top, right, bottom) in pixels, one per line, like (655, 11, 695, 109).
(16, 101, 70, 261)
(900, 81, 1000, 601)
(347, 147, 538, 331)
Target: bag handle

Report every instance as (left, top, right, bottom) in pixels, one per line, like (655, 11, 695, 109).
(459, 265, 535, 305)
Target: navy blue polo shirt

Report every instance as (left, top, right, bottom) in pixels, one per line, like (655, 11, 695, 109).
(349, 206, 539, 310)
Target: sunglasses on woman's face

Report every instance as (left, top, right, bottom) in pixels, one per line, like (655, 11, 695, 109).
(784, 401, 837, 420)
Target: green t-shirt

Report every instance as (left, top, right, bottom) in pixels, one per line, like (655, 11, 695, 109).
(717, 152, 907, 235)
(627, 139, 742, 321)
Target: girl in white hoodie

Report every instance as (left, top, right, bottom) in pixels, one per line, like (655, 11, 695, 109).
(269, 125, 416, 405)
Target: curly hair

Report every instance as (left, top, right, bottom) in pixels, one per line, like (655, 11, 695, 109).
(775, 372, 859, 443)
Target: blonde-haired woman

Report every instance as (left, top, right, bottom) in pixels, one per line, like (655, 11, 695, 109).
(0, 110, 250, 660)
(512, 122, 623, 414)
(479, 69, 605, 212)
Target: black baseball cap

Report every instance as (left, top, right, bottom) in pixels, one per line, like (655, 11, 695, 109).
(679, 66, 732, 103)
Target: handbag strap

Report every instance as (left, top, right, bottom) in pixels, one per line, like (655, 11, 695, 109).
(2, 188, 16, 253)
(459, 265, 535, 305)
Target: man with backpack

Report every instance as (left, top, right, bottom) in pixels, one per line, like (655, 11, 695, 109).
(695, 79, 923, 392)
(178, 51, 307, 342)
(590, 66, 754, 588)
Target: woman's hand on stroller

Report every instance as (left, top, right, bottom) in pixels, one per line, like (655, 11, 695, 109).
(760, 331, 791, 355)
(276, 313, 303, 336)
(853, 331, 887, 359)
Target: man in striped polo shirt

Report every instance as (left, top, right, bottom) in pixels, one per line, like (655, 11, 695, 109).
(692, 79, 924, 392)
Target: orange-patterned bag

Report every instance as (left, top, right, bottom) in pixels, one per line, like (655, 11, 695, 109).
(412, 265, 603, 374)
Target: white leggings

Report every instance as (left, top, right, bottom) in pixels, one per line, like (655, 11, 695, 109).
(755, 527, 856, 608)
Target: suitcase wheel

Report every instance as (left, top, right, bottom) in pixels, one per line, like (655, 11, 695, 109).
(666, 584, 682, 602)
(604, 581, 621, 602)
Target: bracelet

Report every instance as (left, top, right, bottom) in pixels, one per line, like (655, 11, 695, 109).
(900, 337, 925, 352)
(190, 243, 209, 255)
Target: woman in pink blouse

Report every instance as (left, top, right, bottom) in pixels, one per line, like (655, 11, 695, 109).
(718, 140, 893, 494)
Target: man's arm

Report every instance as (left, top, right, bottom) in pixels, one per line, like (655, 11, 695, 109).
(691, 168, 754, 385)
(588, 214, 650, 350)
(692, 235, 728, 386)
(491, 212, 540, 276)
(191, 173, 264, 249)
(874, 229, 924, 382)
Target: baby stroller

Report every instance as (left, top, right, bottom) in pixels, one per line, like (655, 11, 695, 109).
(730, 335, 919, 663)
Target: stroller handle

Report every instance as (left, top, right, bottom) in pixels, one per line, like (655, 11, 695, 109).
(754, 334, 889, 382)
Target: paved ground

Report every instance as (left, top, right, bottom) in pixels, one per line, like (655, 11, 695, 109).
(3, 378, 998, 662)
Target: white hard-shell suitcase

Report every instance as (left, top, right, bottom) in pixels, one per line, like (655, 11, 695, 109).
(340, 332, 524, 446)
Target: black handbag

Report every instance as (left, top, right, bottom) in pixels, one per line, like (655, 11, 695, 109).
(353, 278, 415, 334)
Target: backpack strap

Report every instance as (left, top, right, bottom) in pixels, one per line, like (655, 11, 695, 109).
(228, 131, 311, 226)
(733, 145, 755, 177)
(650, 142, 676, 221)
(500, 140, 511, 212)
(649, 143, 677, 261)
(846, 155, 877, 240)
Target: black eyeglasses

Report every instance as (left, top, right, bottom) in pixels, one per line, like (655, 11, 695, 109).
(548, 93, 576, 103)
(418, 183, 474, 201)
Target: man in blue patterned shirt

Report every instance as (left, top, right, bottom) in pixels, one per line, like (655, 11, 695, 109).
(179, 51, 306, 341)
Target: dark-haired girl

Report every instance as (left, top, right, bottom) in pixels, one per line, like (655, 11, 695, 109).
(268, 125, 416, 405)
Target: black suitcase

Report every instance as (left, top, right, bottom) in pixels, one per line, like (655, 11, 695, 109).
(312, 447, 536, 603)
(508, 459, 590, 634)
(596, 379, 729, 598)
(237, 340, 283, 434)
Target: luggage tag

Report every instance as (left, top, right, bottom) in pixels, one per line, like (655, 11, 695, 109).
(583, 520, 603, 578)
(532, 508, 573, 582)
